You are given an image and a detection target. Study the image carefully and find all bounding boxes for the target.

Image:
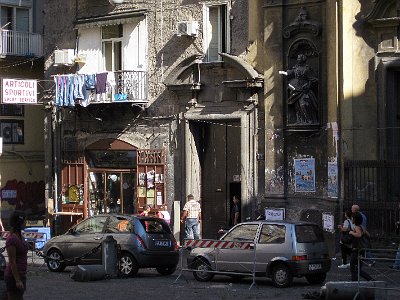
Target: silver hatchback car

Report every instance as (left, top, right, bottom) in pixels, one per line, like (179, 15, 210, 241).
(43, 214, 179, 276)
(187, 220, 331, 287)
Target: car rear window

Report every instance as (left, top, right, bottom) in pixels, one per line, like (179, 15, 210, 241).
(140, 219, 171, 234)
(295, 224, 324, 243)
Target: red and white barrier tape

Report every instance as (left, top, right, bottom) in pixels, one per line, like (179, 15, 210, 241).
(184, 239, 253, 250)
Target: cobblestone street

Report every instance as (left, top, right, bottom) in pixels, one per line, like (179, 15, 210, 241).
(0, 256, 395, 300)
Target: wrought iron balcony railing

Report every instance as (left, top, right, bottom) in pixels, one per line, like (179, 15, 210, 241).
(113, 70, 147, 103)
(0, 30, 43, 57)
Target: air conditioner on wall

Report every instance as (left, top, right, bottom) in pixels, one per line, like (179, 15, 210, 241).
(176, 21, 199, 37)
(54, 49, 75, 65)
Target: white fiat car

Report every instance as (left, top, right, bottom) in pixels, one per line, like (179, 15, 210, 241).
(187, 220, 331, 287)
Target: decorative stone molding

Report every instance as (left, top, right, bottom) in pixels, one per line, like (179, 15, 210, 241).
(282, 7, 321, 39)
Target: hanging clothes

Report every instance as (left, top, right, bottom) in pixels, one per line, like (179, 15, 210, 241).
(95, 73, 108, 94)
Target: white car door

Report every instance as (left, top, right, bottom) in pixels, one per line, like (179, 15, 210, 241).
(215, 224, 260, 273)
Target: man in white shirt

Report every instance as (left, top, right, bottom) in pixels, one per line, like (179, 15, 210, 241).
(181, 194, 201, 239)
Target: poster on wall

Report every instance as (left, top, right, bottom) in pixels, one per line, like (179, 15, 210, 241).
(322, 213, 335, 233)
(294, 158, 315, 192)
(327, 162, 338, 198)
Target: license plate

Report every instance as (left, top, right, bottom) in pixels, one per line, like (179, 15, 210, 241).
(154, 240, 171, 247)
(309, 264, 322, 271)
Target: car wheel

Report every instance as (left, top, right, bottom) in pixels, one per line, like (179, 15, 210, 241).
(305, 273, 327, 285)
(119, 252, 139, 277)
(271, 264, 293, 288)
(156, 265, 177, 276)
(46, 249, 66, 272)
(193, 259, 214, 282)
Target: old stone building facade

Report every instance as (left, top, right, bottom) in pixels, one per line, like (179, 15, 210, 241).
(38, 0, 400, 241)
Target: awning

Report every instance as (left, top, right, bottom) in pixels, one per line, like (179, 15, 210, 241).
(74, 10, 147, 29)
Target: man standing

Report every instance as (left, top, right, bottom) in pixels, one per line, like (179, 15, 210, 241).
(230, 195, 240, 226)
(181, 194, 201, 239)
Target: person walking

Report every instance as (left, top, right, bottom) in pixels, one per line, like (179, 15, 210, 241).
(349, 212, 373, 281)
(230, 195, 240, 226)
(181, 194, 201, 240)
(338, 210, 353, 269)
(4, 210, 29, 300)
(352, 204, 375, 266)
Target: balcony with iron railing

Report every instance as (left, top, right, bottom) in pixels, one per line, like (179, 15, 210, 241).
(0, 30, 43, 57)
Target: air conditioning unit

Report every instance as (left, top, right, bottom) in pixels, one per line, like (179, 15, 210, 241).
(176, 21, 199, 37)
(54, 49, 75, 65)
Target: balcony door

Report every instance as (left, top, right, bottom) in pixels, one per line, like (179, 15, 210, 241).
(102, 24, 122, 71)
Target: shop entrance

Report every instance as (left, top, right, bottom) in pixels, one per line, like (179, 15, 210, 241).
(192, 120, 241, 239)
(88, 171, 136, 215)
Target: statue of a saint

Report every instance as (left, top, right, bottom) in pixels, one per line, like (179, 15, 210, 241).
(279, 54, 318, 125)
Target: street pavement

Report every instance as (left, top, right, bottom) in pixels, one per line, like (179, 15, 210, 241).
(1, 239, 400, 299)
(3, 255, 398, 299)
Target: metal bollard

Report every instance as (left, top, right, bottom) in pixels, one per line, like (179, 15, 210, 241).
(102, 235, 118, 277)
(71, 265, 106, 282)
(320, 281, 387, 300)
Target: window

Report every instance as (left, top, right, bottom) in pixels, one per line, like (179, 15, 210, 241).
(75, 216, 107, 234)
(0, 120, 24, 144)
(0, 104, 24, 116)
(140, 219, 171, 234)
(258, 224, 286, 244)
(203, 3, 229, 62)
(295, 224, 324, 243)
(0, 5, 30, 32)
(221, 224, 259, 241)
(106, 216, 133, 233)
(102, 24, 123, 71)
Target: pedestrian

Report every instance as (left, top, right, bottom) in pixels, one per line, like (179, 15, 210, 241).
(351, 204, 375, 266)
(0, 198, 5, 232)
(348, 212, 373, 281)
(4, 210, 29, 300)
(157, 205, 171, 225)
(230, 195, 240, 226)
(180, 194, 201, 240)
(338, 209, 353, 269)
(140, 204, 151, 216)
(390, 221, 400, 270)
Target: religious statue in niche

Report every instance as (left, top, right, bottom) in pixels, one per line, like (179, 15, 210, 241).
(279, 53, 319, 125)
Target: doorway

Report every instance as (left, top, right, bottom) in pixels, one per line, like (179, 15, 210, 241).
(192, 120, 241, 239)
(88, 171, 136, 216)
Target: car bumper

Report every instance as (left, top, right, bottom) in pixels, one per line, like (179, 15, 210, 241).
(288, 259, 331, 275)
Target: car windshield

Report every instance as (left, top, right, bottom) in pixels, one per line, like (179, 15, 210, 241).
(140, 219, 171, 234)
(295, 224, 324, 243)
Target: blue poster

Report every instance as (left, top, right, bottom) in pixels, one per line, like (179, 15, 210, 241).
(327, 162, 338, 198)
(294, 158, 315, 192)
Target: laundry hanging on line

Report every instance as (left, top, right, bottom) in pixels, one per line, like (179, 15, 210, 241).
(53, 72, 126, 107)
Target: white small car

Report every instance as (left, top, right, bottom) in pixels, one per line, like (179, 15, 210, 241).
(187, 220, 331, 287)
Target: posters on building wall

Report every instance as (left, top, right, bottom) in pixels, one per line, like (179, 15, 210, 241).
(328, 162, 338, 198)
(294, 158, 315, 192)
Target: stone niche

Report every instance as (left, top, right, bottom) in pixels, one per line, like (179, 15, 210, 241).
(281, 6, 324, 131)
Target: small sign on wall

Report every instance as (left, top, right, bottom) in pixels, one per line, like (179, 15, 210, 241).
(265, 208, 285, 221)
(322, 212, 334, 233)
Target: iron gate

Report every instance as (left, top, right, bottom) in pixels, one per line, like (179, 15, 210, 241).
(344, 160, 400, 237)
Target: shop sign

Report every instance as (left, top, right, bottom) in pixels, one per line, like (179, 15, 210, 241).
(2, 79, 37, 104)
(1, 190, 17, 199)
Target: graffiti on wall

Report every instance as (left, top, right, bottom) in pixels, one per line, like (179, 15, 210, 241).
(1, 180, 45, 221)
